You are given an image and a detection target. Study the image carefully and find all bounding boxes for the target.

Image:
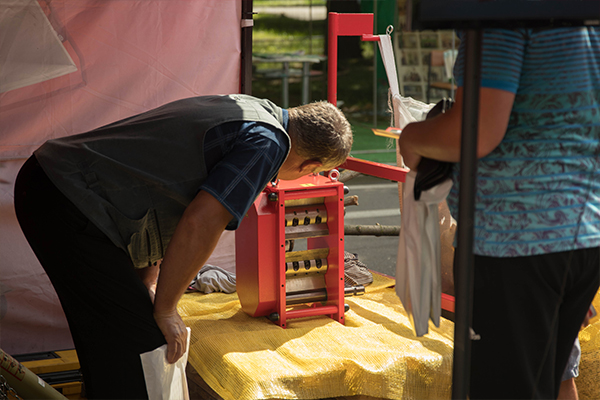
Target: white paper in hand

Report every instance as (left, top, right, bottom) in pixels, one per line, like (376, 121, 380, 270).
(140, 327, 191, 400)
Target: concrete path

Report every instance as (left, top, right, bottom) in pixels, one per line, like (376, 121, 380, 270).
(344, 174, 401, 278)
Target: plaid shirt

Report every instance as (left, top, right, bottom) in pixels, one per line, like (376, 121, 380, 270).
(199, 109, 290, 230)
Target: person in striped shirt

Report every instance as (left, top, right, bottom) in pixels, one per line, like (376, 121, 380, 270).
(399, 27, 600, 399)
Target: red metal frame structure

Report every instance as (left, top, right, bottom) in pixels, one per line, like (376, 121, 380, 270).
(328, 12, 456, 314)
(236, 174, 345, 328)
(236, 11, 454, 326)
(328, 12, 408, 183)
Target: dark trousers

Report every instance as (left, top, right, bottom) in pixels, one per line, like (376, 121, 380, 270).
(14, 156, 166, 399)
(464, 250, 600, 399)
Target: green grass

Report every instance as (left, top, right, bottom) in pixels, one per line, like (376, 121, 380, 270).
(349, 118, 397, 164)
(252, 5, 398, 165)
(252, 61, 397, 164)
(253, 13, 325, 59)
(254, 0, 327, 6)
(254, 13, 325, 38)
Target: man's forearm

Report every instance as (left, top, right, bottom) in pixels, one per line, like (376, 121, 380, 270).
(153, 190, 232, 315)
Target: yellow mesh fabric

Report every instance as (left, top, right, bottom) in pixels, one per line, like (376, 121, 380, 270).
(576, 289, 600, 400)
(178, 274, 454, 400)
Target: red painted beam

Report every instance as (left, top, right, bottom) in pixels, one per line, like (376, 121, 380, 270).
(339, 157, 408, 183)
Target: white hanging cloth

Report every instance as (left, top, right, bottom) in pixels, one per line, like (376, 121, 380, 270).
(377, 33, 435, 132)
(396, 172, 452, 336)
(377, 33, 452, 337)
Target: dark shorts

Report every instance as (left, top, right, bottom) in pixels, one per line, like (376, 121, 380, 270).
(463, 250, 599, 399)
(14, 156, 166, 399)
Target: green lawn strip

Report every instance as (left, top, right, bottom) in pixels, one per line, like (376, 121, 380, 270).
(348, 118, 397, 164)
(254, 0, 327, 8)
(251, 5, 397, 164)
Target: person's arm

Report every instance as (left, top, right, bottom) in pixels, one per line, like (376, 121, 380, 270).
(135, 261, 161, 303)
(398, 86, 516, 170)
(153, 190, 232, 364)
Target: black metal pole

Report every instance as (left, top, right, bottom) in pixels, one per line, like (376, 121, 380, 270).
(240, 0, 253, 95)
(451, 29, 482, 400)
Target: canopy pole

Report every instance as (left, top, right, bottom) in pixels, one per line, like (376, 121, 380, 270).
(240, 0, 254, 95)
(451, 28, 482, 400)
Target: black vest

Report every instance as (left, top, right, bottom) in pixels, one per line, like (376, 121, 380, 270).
(36, 95, 289, 268)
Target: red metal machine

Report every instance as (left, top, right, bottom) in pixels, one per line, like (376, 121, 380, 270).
(236, 13, 416, 327)
(236, 174, 345, 328)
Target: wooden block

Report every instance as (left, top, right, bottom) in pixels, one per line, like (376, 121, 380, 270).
(20, 349, 80, 375)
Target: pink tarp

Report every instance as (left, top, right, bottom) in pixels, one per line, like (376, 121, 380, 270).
(0, 0, 241, 355)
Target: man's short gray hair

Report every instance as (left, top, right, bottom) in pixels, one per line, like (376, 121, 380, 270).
(287, 101, 353, 169)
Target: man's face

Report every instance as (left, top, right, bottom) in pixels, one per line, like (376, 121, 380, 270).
(277, 163, 331, 181)
(278, 159, 327, 181)
(278, 166, 320, 181)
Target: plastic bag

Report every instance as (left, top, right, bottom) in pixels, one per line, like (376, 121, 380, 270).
(377, 34, 435, 133)
(140, 327, 191, 400)
(379, 33, 453, 336)
(396, 172, 452, 336)
(392, 94, 435, 131)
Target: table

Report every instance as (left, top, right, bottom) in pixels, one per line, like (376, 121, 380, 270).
(179, 274, 456, 400)
(253, 53, 326, 107)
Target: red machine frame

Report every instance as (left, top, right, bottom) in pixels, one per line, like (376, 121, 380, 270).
(329, 12, 455, 313)
(236, 174, 345, 328)
(236, 13, 455, 327)
(328, 12, 408, 183)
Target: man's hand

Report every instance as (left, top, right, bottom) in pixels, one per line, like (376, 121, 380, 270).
(151, 190, 232, 364)
(154, 309, 188, 364)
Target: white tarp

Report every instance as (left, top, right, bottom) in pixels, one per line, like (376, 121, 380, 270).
(0, 0, 77, 93)
(0, 0, 241, 355)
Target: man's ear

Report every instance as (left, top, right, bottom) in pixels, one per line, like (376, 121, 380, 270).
(299, 160, 323, 174)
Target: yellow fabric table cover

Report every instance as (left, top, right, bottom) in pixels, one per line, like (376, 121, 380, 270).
(178, 274, 454, 400)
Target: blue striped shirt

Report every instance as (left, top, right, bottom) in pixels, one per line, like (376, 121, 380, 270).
(199, 110, 290, 230)
(449, 27, 600, 257)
